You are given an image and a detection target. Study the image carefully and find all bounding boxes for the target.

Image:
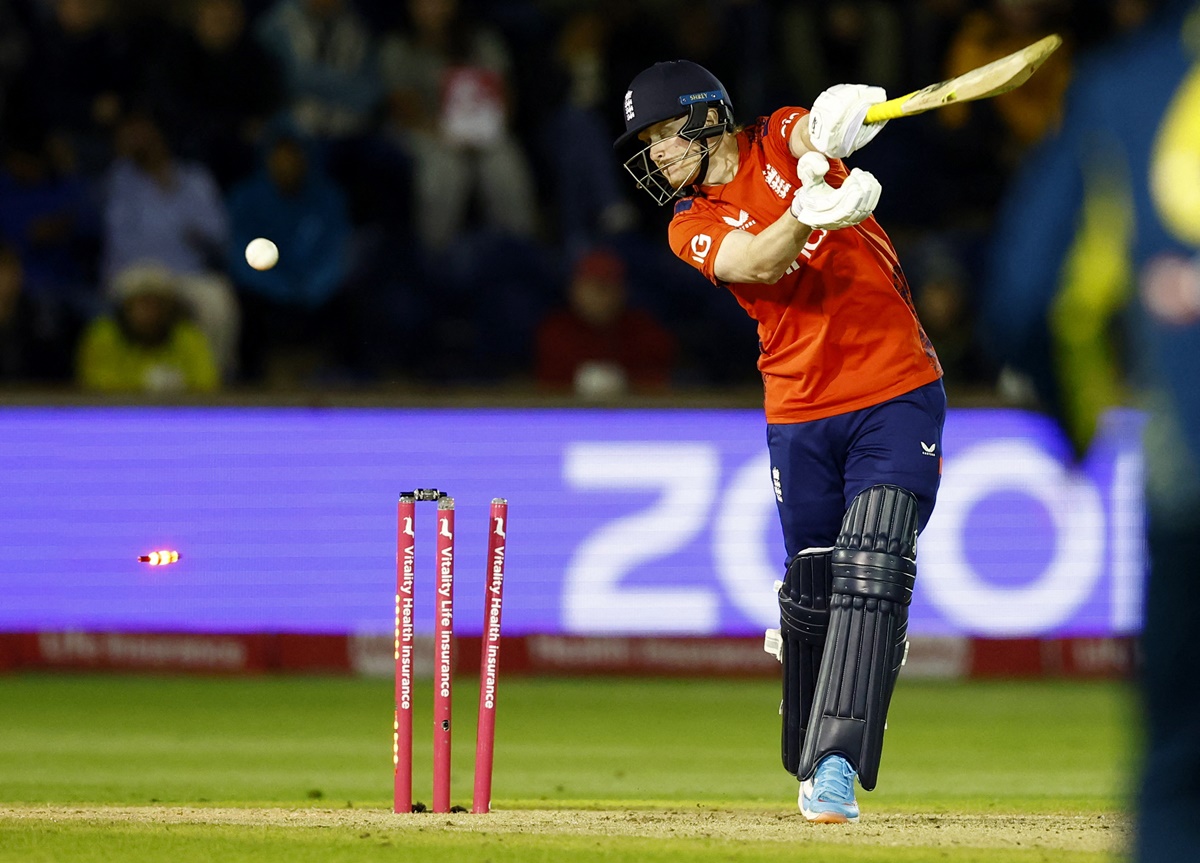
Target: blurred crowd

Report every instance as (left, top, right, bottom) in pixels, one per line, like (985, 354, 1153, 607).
(0, 0, 1165, 398)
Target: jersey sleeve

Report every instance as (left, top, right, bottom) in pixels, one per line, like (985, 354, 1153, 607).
(667, 198, 736, 286)
(760, 106, 850, 188)
(761, 106, 808, 167)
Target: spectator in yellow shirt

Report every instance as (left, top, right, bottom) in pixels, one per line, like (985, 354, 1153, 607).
(77, 262, 219, 394)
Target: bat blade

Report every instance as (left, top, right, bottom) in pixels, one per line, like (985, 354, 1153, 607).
(865, 34, 1063, 123)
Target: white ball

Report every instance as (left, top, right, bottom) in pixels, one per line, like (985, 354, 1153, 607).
(245, 237, 279, 271)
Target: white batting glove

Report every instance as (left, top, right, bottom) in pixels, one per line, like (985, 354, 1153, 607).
(789, 151, 881, 230)
(808, 83, 888, 159)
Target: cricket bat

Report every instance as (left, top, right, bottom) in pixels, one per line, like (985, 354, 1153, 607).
(864, 34, 1063, 123)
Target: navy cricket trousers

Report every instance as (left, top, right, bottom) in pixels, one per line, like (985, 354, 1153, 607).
(767, 379, 947, 560)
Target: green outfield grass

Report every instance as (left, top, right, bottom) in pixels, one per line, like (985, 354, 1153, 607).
(0, 673, 1137, 862)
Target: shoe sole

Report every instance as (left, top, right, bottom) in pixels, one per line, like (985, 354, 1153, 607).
(802, 809, 858, 824)
(800, 796, 859, 823)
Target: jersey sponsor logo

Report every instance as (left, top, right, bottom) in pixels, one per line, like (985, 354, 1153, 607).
(624, 90, 635, 121)
(690, 233, 713, 264)
(722, 209, 756, 229)
(921, 442, 938, 457)
(800, 228, 827, 259)
(674, 198, 694, 214)
(780, 111, 801, 142)
(763, 165, 792, 199)
(782, 229, 830, 275)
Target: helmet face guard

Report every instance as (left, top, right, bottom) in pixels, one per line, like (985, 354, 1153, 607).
(615, 61, 735, 205)
(621, 102, 729, 205)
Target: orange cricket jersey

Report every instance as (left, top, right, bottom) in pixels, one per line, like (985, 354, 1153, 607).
(668, 107, 942, 423)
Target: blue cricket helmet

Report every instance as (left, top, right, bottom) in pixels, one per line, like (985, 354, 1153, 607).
(614, 60, 734, 149)
(615, 61, 736, 204)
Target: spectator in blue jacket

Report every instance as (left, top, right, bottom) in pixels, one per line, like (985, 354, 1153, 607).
(0, 125, 101, 360)
(226, 127, 353, 383)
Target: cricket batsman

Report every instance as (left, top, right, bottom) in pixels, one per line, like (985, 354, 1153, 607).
(615, 61, 945, 822)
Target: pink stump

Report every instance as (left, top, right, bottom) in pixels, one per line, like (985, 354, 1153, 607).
(432, 496, 455, 813)
(472, 498, 508, 813)
(394, 495, 416, 813)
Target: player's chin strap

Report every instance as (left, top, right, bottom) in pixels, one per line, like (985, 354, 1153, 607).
(679, 102, 730, 196)
(686, 138, 717, 196)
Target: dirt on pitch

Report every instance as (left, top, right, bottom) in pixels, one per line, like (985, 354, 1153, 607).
(0, 805, 1126, 854)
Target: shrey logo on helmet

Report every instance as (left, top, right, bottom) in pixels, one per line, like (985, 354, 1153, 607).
(614, 60, 735, 206)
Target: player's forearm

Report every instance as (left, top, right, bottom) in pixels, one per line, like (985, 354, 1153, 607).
(788, 118, 816, 159)
(713, 214, 813, 284)
(746, 215, 816, 282)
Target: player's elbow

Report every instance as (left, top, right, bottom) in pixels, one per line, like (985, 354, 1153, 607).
(745, 263, 791, 284)
(741, 249, 799, 284)
(716, 262, 787, 284)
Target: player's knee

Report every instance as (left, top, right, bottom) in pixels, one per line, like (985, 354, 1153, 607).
(778, 548, 833, 643)
(833, 485, 919, 605)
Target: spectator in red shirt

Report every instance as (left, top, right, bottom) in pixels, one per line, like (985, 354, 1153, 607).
(535, 248, 676, 399)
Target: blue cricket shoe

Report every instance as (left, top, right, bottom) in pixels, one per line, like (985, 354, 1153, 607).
(799, 754, 860, 823)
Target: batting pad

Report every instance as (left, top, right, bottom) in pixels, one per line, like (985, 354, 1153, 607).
(796, 485, 918, 790)
(775, 548, 833, 776)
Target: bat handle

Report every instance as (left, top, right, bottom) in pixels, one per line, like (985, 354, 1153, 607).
(864, 92, 917, 124)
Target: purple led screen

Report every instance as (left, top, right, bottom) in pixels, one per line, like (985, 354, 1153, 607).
(0, 407, 1145, 638)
